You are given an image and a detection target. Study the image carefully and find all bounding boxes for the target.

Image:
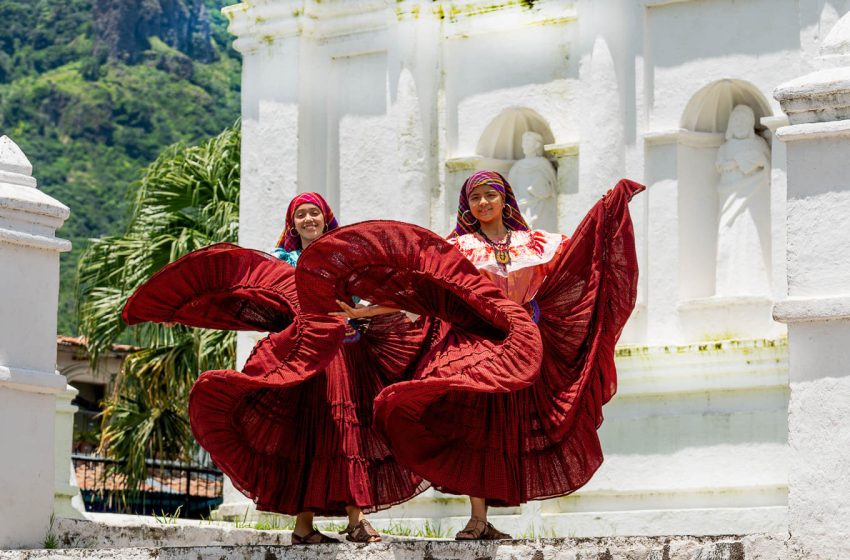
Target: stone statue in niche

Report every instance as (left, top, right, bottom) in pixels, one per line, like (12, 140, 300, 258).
(715, 104, 772, 297)
(508, 131, 558, 231)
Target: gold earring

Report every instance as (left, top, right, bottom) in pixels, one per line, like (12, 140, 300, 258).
(461, 210, 478, 226)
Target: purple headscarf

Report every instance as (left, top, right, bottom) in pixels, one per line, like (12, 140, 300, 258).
(448, 171, 530, 238)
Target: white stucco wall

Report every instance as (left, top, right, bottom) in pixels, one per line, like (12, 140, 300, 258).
(218, 0, 850, 538)
(772, 64, 850, 556)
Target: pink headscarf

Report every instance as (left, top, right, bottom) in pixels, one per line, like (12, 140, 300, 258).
(448, 171, 530, 238)
(275, 192, 340, 252)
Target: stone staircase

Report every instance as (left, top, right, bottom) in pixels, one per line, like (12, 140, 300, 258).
(0, 516, 794, 559)
(0, 533, 789, 559)
(0, 540, 762, 560)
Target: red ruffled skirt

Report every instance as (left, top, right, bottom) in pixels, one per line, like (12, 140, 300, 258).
(124, 178, 641, 511)
(123, 245, 431, 515)
(294, 179, 643, 506)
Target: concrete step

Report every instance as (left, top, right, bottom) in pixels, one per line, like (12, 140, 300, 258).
(0, 535, 789, 559)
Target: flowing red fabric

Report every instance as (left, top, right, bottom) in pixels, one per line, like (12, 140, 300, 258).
(295, 179, 642, 505)
(122, 244, 430, 515)
(122, 177, 640, 511)
(122, 243, 296, 332)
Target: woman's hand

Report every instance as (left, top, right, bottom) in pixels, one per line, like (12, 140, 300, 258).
(330, 299, 364, 319)
(329, 300, 401, 319)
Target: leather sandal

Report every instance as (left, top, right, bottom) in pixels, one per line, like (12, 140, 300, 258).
(483, 522, 512, 540)
(455, 517, 512, 541)
(291, 529, 338, 545)
(340, 519, 382, 543)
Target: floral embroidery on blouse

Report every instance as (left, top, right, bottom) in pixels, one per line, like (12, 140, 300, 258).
(447, 230, 564, 277)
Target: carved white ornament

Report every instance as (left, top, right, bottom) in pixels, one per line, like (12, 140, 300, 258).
(508, 131, 558, 231)
(715, 105, 772, 297)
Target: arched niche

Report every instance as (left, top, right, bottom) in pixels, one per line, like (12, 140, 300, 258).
(676, 79, 773, 302)
(680, 79, 772, 134)
(475, 107, 556, 161)
(443, 107, 556, 233)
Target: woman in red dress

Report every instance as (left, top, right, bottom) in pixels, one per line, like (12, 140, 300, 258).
(123, 192, 428, 544)
(292, 172, 643, 541)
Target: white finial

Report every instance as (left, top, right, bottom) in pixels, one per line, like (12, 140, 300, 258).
(822, 12, 850, 57)
(0, 136, 33, 177)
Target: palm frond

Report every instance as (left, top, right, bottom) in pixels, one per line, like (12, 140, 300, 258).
(78, 123, 241, 493)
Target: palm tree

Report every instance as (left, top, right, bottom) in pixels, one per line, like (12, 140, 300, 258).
(76, 124, 240, 492)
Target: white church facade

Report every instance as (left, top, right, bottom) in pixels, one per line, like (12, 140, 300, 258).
(221, 0, 833, 539)
(3, 0, 850, 555)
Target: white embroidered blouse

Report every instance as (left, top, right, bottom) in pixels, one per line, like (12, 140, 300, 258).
(447, 229, 565, 304)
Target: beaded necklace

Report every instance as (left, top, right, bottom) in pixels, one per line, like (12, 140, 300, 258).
(479, 229, 512, 265)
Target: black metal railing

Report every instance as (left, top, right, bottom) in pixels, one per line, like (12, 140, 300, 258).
(72, 454, 223, 519)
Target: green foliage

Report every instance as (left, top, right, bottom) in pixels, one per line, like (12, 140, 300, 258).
(153, 506, 183, 525)
(376, 521, 454, 539)
(77, 125, 240, 492)
(315, 521, 350, 534)
(0, 1, 94, 82)
(0, 0, 240, 335)
(251, 515, 297, 531)
(42, 513, 59, 549)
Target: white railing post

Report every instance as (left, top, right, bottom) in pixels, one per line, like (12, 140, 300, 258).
(0, 135, 72, 548)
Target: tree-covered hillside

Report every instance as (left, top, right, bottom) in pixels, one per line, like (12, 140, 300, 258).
(0, 0, 241, 335)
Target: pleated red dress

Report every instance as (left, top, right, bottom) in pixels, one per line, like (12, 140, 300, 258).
(122, 244, 431, 515)
(124, 177, 641, 512)
(294, 178, 643, 506)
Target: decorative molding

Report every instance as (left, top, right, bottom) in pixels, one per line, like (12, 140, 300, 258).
(643, 128, 725, 148)
(223, 1, 577, 52)
(774, 67, 850, 125)
(440, 1, 577, 39)
(678, 295, 773, 311)
(773, 295, 850, 323)
(775, 119, 850, 143)
(677, 130, 725, 148)
(392, 0, 578, 36)
(330, 48, 387, 61)
(0, 169, 36, 189)
(445, 156, 481, 172)
(643, 128, 683, 146)
(0, 226, 72, 253)
(0, 366, 68, 395)
(760, 114, 790, 132)
(615, 337, 788, 397)
(224, 0, 390, 53)
(0, 187, 70, 222)
(544, 142, 579, 158)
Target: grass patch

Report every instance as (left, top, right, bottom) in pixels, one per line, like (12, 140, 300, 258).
(42, 513, 59, 550)
(152, 506, 182, 525)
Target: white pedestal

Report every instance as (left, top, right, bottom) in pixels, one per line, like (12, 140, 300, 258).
(0, 136, 71, 548)
(774, 64, 850, 559)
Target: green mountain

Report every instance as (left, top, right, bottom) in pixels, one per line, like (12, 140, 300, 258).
(0, 0, 241, 335)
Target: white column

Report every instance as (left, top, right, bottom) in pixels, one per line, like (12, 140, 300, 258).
(0, 136, 71, 548)
(54, 384, 86, 520)
(774, 67, 850, 559)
